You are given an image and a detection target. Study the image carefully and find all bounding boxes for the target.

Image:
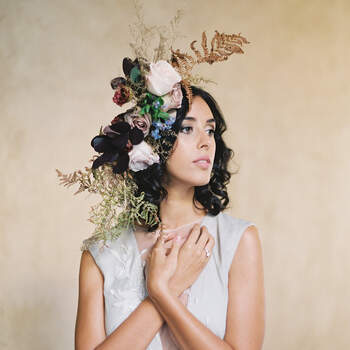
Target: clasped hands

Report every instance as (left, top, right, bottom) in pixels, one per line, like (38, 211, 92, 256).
(144, 223, 215, 300)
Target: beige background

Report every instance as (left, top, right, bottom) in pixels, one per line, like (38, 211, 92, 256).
(1, 0, 349, 349)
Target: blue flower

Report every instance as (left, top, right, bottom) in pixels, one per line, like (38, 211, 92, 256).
(151, 128, 161, 140)
(165, 117, 175, 126)
(153, 100, 161, 109)
(153, 121, 163, 129)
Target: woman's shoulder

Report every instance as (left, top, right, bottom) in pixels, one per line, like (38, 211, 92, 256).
(210, 211, 257, 230)
(79, 228, 134, 274)
(209, 211, 258, 272)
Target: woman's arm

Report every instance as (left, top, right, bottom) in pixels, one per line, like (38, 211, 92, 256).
(95, 296, 164, 350)
(150, 286, 235, 350)
(224, 225, 265, 350)
(75, 250, 165, 350)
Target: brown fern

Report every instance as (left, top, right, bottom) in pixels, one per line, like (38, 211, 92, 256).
(181, 80, 193, 106)
(171, 29, 250, 75)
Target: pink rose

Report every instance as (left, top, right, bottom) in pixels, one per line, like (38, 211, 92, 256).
(128, 141, 160, 172)
(125, 107, 152, 137)
(145, 60, 182, 96)
(161, 83, 183, 112)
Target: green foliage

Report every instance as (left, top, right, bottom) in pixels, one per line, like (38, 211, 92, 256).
(139, 93, 170, 122)
(56, 158, 160, 251)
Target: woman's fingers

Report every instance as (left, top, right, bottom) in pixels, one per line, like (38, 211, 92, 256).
(197, 234, 214, 262)
(168, 235, 181, 259)
(154, 233, 165, 248)
(151, 234, 166, 259)
(204, 233, 215, 255)
(184, 223, 202, 247)
(196, 226, 210, 251)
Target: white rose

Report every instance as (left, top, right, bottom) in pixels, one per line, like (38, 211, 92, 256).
(128, 141, 160, 172)
(146, 60, 182, 96)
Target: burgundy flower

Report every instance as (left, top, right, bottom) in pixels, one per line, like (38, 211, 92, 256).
(110, 112, 125, 125)
(91, 121, 143, 174)
(112, 85, 132, 106)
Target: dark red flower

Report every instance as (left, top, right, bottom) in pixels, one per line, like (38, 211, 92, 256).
(110, 112, 125, 125)
(113, 85, 131, 106)
(91, 121, 143, 174)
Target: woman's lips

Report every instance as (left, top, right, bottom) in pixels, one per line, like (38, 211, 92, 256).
(193, 159, 210, 169)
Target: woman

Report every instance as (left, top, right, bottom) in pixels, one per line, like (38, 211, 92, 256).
(74, 85, 265, 350)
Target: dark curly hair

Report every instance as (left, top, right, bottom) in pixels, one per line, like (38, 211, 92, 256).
(131, 85, 238, 231)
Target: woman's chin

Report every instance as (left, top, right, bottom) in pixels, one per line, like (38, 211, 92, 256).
(188, 176, 211, 187)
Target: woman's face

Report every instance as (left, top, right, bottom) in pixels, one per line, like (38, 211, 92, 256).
(165, 95, 216, 187)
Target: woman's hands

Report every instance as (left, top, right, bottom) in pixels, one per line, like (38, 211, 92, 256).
(145, 223, 215, 299)
(168, 224, 215, 296)
(145, 234, 182, 299)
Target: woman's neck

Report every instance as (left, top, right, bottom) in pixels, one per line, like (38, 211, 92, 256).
(159, 184, 206, 230)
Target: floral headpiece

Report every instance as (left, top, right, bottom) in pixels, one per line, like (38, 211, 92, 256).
(56, 5, 250, 251)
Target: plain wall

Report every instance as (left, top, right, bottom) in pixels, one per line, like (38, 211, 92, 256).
(1, 0, 349, 349)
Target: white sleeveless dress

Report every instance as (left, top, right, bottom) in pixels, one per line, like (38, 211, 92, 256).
(86, 211, 257, 349)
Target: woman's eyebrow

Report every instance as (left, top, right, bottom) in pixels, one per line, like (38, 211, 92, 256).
(184, 116, 216, 124)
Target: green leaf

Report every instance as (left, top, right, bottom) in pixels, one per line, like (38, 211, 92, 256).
(130, 67, 141, 83)
(152, 110, 159, 121)
(158, 111, 169, 120)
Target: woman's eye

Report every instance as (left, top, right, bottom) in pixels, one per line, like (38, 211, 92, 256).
(207, 128, 215, 136)
(180, 126, 215, 135)
(180, 126, 193, 134)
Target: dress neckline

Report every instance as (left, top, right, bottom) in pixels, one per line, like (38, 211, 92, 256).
(129, 212, 211, 261)
(132, 212, 210, 236)
(161, 214, 207, 233)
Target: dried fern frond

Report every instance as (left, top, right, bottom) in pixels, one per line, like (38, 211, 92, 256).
(170, 49, 196, 82)
(56, 165, 97, 195)
(181, 79, 193, 106)
(171, 30, 250, 76)
(193, 31, 250, 64)
(187, 74, 218, 86)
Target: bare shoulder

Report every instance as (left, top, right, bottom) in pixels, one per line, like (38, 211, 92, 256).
(79, 250, 104, 292)
(80, 249, 99, 270)
(75, 250, 106, 348)
(229, 225, 263, 274)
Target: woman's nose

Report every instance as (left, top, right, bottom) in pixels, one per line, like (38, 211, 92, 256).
(198, 130, 211, 149)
